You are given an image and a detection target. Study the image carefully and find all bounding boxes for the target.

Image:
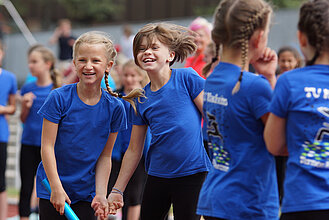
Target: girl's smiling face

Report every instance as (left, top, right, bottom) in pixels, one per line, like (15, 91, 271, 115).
(74, 43, 113, 85)
(278, 51, 299, 74)
(136, 36, 175, 73)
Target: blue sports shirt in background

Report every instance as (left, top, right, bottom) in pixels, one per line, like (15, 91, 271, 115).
(270, 65, 329, 213)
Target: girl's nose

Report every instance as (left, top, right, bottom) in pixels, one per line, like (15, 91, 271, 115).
(85, 61, 92, 69)
(144, 48, 152, 54)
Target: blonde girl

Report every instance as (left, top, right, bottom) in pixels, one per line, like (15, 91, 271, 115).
(19, 45, 60, 220)
(197, 0, 279, 219)
(35, 31, 143, 220)
(108, 23, 211, 220)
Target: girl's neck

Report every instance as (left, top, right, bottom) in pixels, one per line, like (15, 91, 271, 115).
(147, 66, 172, 91)
(314, 52, 329, 65)
(36, 72, 53, 87)
(77, 82, 102, 105)
(220, 47, 250, 71)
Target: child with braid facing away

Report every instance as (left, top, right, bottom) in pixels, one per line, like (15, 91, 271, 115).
(35, 31, 144, 220)
(107, 23, 211, 220)
(265, 0, 329, 219)
(197, 0, 279, 219)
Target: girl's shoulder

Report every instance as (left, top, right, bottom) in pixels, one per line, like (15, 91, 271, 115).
(102, 89, 126, 107)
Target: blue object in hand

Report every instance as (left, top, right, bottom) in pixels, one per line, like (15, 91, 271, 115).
(41, 178, 80, 220)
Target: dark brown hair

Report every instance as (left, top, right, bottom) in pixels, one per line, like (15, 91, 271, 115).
(207, 0, 272, 94)
(28, 44, 62, 89)
(133, 23, 197, 67)
(298, 0, 329, 65)
(73, 31, 145, 113)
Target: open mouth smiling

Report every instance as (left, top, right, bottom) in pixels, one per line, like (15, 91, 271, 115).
(143, 58, 156, 63)
(83, 72, 96, 76)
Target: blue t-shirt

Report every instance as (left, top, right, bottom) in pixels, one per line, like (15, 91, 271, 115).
(197, 62, 279, 220)
(36, 83, 127, 204)
(131, 67, 211, 178)
(111, 95, 151, 161)
(21, 82, 53, 146)
(0, 69, 17, 142)
(270, 65, 329, 213)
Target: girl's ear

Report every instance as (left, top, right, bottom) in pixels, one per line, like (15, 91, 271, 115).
(46, 61, 52, 70)
(297, 30, 307, 48)
(168, 51, 175, 62)
(252, 29, 264, 49)
(106, 60, 114, 72)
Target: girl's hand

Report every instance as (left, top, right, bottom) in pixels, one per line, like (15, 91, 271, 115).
(107, 192, 124, 215)
(91, 194, 109, 220)
(252, 47, 277, 79)
(50, 187, 71, 216)
(22, 92, 36, 108)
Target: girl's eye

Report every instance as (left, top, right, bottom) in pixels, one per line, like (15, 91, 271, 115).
(78, 59, 86, 62)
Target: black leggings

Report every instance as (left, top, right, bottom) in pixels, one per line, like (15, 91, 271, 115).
(141, 172, 207, 220)
(39, 198, 96, 220)
(0, 142, 7, 193)
(204, 217, 226, 220)
(280, 209, 329, 220)
(19, 144, 41, 217)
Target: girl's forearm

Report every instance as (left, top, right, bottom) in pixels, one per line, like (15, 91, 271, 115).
(41, 144, 63, 191)
(95, 154, 112, 197)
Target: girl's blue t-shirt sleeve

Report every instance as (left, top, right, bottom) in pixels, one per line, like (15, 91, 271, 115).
(37, 90, 62, 124)
(269, 75, 290, 118)
(249, 76, 273, 119)
(130, 104, 147, 125)
(185, 67, 205, 99)
(110, 100, 127, 133)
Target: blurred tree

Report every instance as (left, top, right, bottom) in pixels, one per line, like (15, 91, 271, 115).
(57, 0, 124, 23)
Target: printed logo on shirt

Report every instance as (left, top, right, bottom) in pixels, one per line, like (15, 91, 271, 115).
(300, 106, 329, 168)
(304, 87, 329, 99)
(206, 112, 231, 172)
(205, 92, 228, 106)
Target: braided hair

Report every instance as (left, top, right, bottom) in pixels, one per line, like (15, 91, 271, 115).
(298, 0, 329, 66)
(209, 0, 272, 94)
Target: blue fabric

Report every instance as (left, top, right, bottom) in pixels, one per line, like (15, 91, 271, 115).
(111, 95, 151, 162)
(270, 65, 329, 213)
(36, 83, 127, 204)
(101, 74, 116, 90)
(131, 67, 211, 178)
(24, 72, 37, 84)
(197, 62, 279, 220)
(20, 82, 53, 146)
(0, 70, 17, 142)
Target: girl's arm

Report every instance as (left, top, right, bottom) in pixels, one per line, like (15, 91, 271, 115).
(264, 113, 288, 156)
(41, 118, 71, 215)
(20, 92, 35, 123)
(0, 93, 16, 115)
(92, 132, 118, 219)
(108, 124, 147, 214)
(193, 90, 204, 115)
